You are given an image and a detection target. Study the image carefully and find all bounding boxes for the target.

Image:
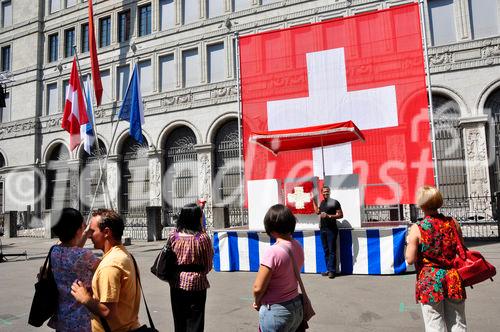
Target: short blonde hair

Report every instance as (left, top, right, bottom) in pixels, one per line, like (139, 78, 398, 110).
(416, 186, 443, 210)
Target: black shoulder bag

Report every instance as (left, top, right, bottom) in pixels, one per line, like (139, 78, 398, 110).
(28, 245, 59, 327)
(99, 254, 158, 332)
(150, 232, 178, 283)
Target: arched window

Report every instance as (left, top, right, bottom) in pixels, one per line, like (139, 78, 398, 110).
(80, 140, 107, 214)
(0, 153, 5, 168)
(163, 127, 197, 226)
(485, 88, 500, 194)
(213, 120, 245, 226)
(432, 94, 467, 198)
(45, 143, 71, 210)
(119, 135, 149, 220)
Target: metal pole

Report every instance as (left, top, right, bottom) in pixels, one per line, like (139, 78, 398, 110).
(320, 136, 326, 180)
(419, 0, 440, 189)
(234, 32, 245, 227)
(73, 49, 111, 220)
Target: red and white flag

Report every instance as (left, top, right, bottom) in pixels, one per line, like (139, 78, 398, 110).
(284, 180, 316, 215)
(62, 57, 89, 150)
(240, 4, 434, 205)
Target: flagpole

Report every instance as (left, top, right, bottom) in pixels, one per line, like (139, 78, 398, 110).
(102, 60, 140, 213)
(73, 47, 111, 219)
(87, 74, 113, 210)
(418, 0, 439, 189)
(234, 32, 245, 227)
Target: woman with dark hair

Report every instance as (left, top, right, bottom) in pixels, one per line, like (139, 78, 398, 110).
(253, 204, 304, 332)
(168, 203, 214, 332)
(406, 186, 467, 331)
(48, 208, 100, 332)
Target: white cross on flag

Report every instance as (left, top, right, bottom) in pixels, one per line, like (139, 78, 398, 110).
(240, 4, 434, 205)
(62, 57, 89, 151)
(285, 180, 315, 214)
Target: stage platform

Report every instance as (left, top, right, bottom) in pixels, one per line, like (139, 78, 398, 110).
(213, 227, 414, 275)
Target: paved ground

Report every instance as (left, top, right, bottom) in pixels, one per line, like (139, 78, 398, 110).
(1, 237, 499, 332)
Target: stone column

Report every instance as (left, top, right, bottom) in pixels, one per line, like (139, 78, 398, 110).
(43, 210, 54, 239)
(461, 116, 492, 214)
(3, 211, 17, 238)
(68, 160, 80, 210)
(195, 144, 214, 228)
(106, 156, 120, 211)
(148, 151, 162, 207)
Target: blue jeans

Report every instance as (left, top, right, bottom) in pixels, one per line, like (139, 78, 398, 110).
(259, 296, 303, 332)
(320, 227, 338, 273)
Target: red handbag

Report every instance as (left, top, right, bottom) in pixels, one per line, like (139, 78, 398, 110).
(451, 222, 496, 288)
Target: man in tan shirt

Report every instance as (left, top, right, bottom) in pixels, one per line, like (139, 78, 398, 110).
(71, 209, 141, 332)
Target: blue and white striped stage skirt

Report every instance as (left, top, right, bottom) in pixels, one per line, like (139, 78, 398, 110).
(213, 227, 414, 274)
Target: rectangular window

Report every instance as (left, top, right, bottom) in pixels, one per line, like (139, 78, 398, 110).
(48, 34, 59, 62)
(64, 28, 75, 58)
(117, 65, 130, 101)
(0, 182, 4, 213)
(469, 0, 499, 39)
(1, 0, 12, 27)
(182, 0, 199, 24)
(138, 60, 153, 95)
(232, 0, 251, 12)
(47, 83, 58, 115)
(50, 0, 60, 14)
(261, 0, 279, 4)
(81, 23, 89, 53)
(207, 43, 225, 83)
(118, 10, 131, 42)
(100, 69, 111, 103)
(66, 0, 76, 8)
(428, 0, 457, 46)
(160, 0, 175, 30)
(182, 48, 200, 87)
(159, 54, 176, 91)
(99, 16, 111, 48)
(139, 4, 152, 36)
(1, 45, 10, 71)
(62, 80, 69, 106)
(0, 92, 10, 122)
(207, 0, 224, 18)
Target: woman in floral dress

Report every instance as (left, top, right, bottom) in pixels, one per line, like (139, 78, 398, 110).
(48, 208, 100, 332)
(406, 186, 466, 332)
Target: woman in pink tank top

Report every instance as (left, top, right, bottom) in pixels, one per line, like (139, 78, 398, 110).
(252, 204, 305, 332)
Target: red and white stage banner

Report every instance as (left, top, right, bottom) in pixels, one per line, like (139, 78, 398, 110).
(240, 3, 434, 207)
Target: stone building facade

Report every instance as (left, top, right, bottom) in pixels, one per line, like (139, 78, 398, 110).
(1, 0, 500, 236)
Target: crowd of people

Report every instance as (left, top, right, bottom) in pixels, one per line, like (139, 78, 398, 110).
(47, 203, 213, 332)
(42, 185, 469, 332)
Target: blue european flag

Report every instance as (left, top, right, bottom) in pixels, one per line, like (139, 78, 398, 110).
(118, 64, 144, 143)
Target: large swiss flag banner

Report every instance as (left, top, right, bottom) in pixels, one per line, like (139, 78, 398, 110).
(240, 3, 434, 205)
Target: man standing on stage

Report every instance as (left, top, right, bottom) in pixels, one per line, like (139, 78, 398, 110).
(315, 186, 343, 279)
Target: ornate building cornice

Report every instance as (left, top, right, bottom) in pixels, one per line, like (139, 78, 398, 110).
(428, 37, 500, 73)
(0, 118, 38, 139)
(0, 81, 239, 139)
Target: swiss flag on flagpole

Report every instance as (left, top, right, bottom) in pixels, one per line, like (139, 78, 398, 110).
(62, 57, 89, 151)
(240, 3, 434, 205)
(88, 0, 103, 106)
